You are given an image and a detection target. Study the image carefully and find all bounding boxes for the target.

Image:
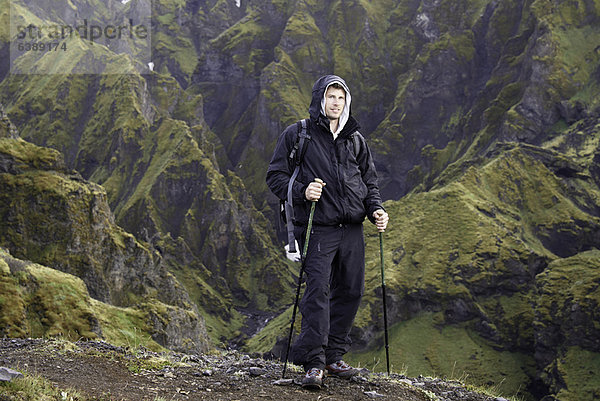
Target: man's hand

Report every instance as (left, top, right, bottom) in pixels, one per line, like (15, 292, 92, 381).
(373, 209, 389, 232)
(305, 178, 325, 201)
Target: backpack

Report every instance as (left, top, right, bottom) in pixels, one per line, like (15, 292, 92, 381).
(282, 119, 362, 253)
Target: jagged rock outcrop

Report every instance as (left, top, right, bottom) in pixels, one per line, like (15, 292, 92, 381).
(0, 136, 209, 353)
(534, 251, 600, 400)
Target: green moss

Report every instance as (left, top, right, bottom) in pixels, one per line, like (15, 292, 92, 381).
(190, 288, 243, 344)
(543, 115, 600, 162)
(357, 161, 547, 305)
(488, 0, 522, 46)
(535, 250, 600, 327)
(0, 257, 8, 274)
(1, 372, 86, 401)
(153, 31, 198, 78)
(548, 22, 600, 106)
(450, 32, 476, 61)
(158, 236, 244, 346)
(421, 141, 460, 180)
(173, 89, 204, 127)
(0, 247, 98, 340)
(484, 82, 525, 126)
(114, 118, 190, 220)
(0, 251, 28, 337)
(245, 304, 299, 354)
(25, 262, 99, 339)
(92, 298, 161, 349)
(6, 2, 47, 41)
(1, 68, 150, 184)
(554, 25, 600, 83)
(423, 32, 476, 63)
(545, 0, 593, 27)
(208, 8, 278, 75)
(476, 293, 535, 349)
(0, 138, 65, 171)
(261, 61, 312, 124)
(0, 249, 170, 350)
(283, 3, 322, 37)
(347, 312, 535, 400)
(555, 346, 600, 400)
(11, 26, 136, 75)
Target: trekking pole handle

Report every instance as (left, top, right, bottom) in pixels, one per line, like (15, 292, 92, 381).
(305, 178, 325, 203)
(314, 178, 325, 186)
(313, 178, 326, 196)
(374, 209, 386, 233)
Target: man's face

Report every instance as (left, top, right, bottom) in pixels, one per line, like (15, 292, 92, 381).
(324, 86, 346, 121)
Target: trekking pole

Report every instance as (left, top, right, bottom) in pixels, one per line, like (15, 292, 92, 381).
(379, 231, 391, 376)
(282, 178, 323, 379)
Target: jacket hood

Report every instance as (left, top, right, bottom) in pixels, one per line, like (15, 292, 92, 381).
(309, 75, 352, 137)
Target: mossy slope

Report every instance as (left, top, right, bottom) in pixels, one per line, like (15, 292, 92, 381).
(0, 136, 209, 353)
(1, 3, 293, 346)
(350, 134, 600, 399)
(0, 247, 177, 351)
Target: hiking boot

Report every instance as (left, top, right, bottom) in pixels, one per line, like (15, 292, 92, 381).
(325, 360, 359, 379)
(301, 367, 324, 389)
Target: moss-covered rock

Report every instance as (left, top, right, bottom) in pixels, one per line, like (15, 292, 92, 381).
(0, 137, 209, 353)
(0, 247, 210, 351)
(0, 247, 101, 340)
(351, 141, 600, 399)
(534, 250, 600, 399)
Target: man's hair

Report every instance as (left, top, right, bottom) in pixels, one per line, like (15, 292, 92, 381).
(329, 82, 345, 92)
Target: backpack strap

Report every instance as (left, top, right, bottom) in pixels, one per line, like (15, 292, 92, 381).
(285, 119, 310, 253)
(351, 131, 362, 157)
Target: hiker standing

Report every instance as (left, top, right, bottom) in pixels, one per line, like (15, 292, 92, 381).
(266, 75, 389, 389)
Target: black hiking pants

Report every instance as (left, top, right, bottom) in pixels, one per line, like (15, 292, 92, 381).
(291, 223, 365, 371)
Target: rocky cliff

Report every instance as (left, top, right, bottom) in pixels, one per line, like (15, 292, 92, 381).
(0, 121, 209, 353)
(1, 0, 296, 345)
(1, 0, 600, 400)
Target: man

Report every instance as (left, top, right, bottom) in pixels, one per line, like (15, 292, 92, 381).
(266, 75, 389, 389)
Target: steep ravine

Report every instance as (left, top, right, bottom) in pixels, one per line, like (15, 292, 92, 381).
(1, 0, 600, 400)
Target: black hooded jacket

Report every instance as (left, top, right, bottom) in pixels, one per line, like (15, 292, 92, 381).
(266, 75, 384, 227)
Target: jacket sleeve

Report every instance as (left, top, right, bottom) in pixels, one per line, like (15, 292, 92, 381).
(266, 124, 308, 202)
(355, 133, 384, 224)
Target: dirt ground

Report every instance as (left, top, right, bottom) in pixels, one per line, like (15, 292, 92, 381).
(0, 339, 501, 401)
